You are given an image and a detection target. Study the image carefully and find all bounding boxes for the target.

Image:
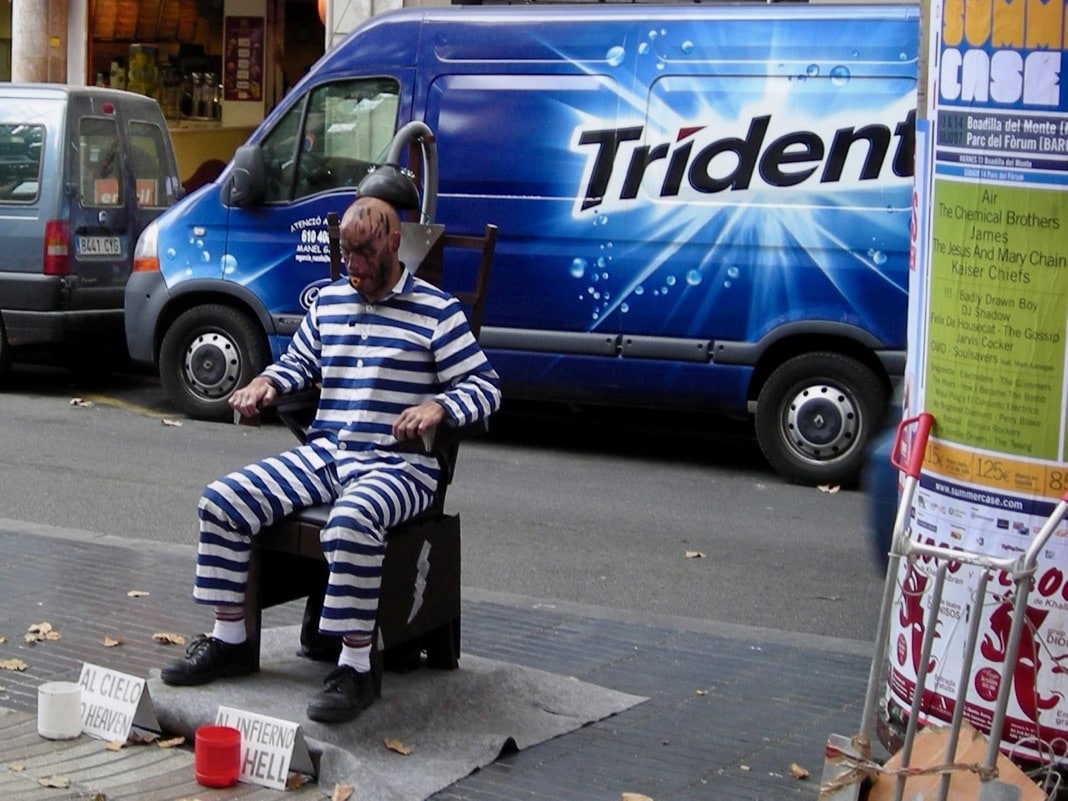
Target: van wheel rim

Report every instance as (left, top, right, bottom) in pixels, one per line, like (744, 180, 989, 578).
(784, 384, 857, 463)
(183, 332, 240, 399)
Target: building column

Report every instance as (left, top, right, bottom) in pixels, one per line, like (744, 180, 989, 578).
(11, 0, 68, 82)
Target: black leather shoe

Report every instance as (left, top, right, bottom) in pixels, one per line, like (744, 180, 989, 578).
(306, 666, 375, 723)
(160, 636, 254, 686)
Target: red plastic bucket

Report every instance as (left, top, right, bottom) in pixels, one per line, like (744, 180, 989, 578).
(194, 724, 241, 788)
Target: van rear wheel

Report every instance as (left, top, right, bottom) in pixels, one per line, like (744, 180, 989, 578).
(160, 305, 269, 421)
(755, 352, 886, 487)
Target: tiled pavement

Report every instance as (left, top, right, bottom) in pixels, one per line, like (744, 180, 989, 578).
(0, 520, 877, 800)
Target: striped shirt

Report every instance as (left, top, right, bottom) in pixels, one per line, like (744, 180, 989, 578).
(261, 269, 501, 487)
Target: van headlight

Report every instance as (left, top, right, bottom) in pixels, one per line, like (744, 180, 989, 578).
(132, 220, 160, 273)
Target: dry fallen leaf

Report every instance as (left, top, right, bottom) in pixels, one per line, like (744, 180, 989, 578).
(0, 635, 6, 644)
(0, 658, 28, 671)
(127, 590, 150, 598)
(8, 763, 25, 772)
(817, 484, 840, 494)
(39, 775, 71, 788)
(158, 736, 185, 749)
(89, 793, 108, 801)
(103, 635, 124, 648)
(25, 622, 61, 643)
(152, 632, 186, 645)
(162, 418, 183, 427)
(789, 762, 810, 780)
(106, 740, 126, 752)
(684, 550, 706, 559)
(740, 764, 751, 771)
(287, 774, 312, 790)
(385, 737, 412, 756)
(332, 784, 355, 801)
(70, 397, 94, 408)
(128, 731, 160, 745)
(622, 794, 655, 801)
(695, 689, 707, 696)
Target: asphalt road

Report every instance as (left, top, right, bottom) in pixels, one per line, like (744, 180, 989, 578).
(0, 364, 888, 643)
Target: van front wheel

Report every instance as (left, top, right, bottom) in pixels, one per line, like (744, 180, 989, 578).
(755, 353, 886, 487)
(160, 305, 270, 421)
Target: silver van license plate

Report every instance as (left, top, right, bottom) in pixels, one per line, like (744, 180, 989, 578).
(77, 236, 122, 256)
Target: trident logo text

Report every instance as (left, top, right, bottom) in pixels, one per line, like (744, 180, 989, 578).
(575, 111, 916, 211)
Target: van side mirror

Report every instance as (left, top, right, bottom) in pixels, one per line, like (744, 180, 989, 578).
(224, 144, 267, 208)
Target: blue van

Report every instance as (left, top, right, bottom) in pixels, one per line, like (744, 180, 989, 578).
(124, 2, 919, 485)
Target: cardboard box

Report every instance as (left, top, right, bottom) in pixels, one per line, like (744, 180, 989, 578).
(865, 723, 1044, 801)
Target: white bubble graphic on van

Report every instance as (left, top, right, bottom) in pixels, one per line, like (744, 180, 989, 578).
(806, 64, 820, 78)
(723, 280, 732, 288)
(680, 40, 694, 54)
(830, 65, 850, 86)
(634, 285, 645, 296)
(656, 61, 665, 71)
(222, 254, 238, 274)
(851, 49, 860, 58)
(594, 214, 608, 226)
(606, 46, 626, 67)
(570, 257, 587, 278)
(665, 275, 677, 287)
(648, 29, 659, 40)
(638, 42, 650, 55)
(868, 249, 887, 265)
(686, 269, 702, 286)
(165, 247, 176, 260)
(620, 303, 629, 313)
(201, 250, 212, 263)
(727, 266, 740, 279)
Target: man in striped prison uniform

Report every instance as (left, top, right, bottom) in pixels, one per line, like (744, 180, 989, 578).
(161, 194, 501, 723)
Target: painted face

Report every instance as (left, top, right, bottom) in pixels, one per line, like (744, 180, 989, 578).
(339, 202, 397, 301)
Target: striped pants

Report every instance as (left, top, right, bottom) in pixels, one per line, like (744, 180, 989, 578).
(193, 444, 434, 639)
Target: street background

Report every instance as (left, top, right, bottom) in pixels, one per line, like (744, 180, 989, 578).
(0, 364, 886, 643)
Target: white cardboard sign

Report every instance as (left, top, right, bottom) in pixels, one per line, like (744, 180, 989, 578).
(216, 705, 315, 790)
(78, 662, 160, 742)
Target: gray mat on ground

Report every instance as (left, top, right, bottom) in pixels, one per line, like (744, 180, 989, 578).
(148, 626, 646, 801)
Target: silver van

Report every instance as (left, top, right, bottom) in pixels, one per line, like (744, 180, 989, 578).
(0, 84, 180, 373)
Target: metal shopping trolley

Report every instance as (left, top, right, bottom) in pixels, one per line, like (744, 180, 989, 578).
(821, 412, 1068, 801)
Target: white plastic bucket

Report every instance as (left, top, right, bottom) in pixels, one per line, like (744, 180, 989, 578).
(37, 682, 82, 740)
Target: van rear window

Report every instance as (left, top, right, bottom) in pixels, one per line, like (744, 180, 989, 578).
(0, 123, 44, 203)
(129, 121, 178, 208)
(78, 117, 124, 207)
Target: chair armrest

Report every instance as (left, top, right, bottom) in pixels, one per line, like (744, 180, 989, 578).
(235, 387, 321, 444)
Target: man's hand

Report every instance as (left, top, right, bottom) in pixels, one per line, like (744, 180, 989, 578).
(393, 400, 446, 442)
(229, 376, 279, 418)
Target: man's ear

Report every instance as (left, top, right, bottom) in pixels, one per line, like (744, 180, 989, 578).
(390, 228, 402, 252)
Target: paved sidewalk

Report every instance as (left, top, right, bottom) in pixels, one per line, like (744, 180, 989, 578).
(0, 520, 877, 800)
